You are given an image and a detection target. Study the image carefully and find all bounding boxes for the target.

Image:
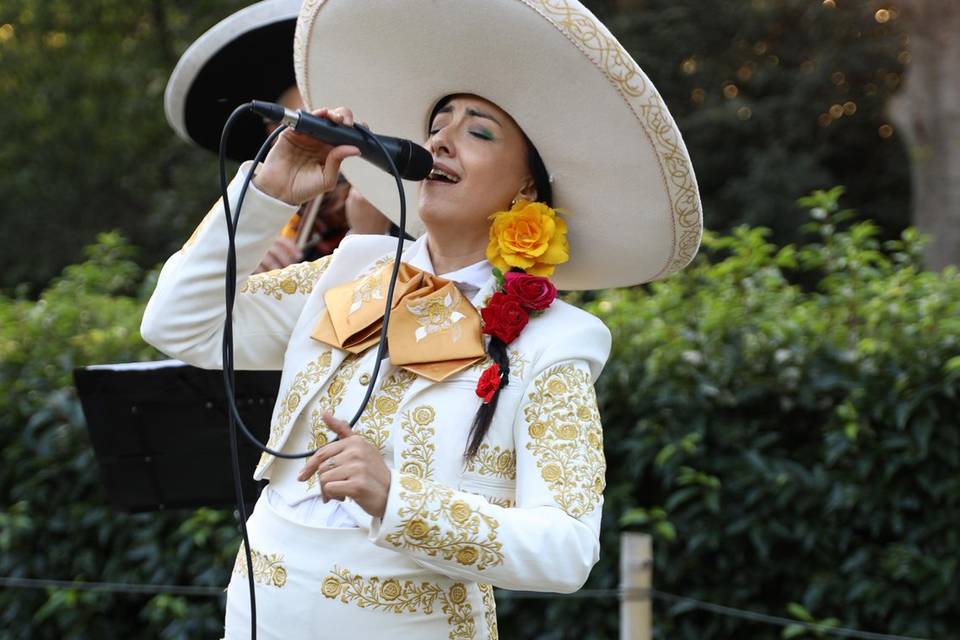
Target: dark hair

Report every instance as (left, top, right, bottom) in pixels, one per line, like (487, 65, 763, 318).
(426, 96, 552, 458)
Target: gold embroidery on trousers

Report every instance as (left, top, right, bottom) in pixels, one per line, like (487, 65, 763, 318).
(386, 475, 504, 571)
(232, 542, 287, 588)
(523, 364, 606, 518)
(306, 353, 362, 489)
(240, 255, 332, 300)
(354, 368, 417, 453)
(478, 583, 499, 640)
(321, 566, 476, 640)
(399, 406, 437, 480)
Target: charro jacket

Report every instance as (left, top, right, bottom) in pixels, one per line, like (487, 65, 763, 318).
(140, 165, 612, 594)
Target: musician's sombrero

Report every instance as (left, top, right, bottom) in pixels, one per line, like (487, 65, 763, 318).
(294, 0, 703, 289)
(164, 0, 300, 162)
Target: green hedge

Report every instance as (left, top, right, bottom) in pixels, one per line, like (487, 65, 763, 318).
(1, 188, 958, 638)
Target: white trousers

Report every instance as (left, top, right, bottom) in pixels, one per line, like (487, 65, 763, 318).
(223, 492, 496, 639)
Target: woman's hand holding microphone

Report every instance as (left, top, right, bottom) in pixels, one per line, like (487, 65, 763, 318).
(253, 106, 362, 206)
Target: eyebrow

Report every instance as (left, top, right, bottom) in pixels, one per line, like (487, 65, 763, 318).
(435, 104, 502, 127)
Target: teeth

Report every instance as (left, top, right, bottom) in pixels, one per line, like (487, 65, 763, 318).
(428, 168, 459, 183)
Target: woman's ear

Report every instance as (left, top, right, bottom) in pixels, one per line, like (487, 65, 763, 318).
(515, 176, 538, 203)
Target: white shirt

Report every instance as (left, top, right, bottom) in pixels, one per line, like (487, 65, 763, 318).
(265, 234, 492, 527)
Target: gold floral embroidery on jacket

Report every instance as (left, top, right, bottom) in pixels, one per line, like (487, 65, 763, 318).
(354, 368, 417, 453)
(478, 583, 499, 640)
(258, 351, 333, 468)
(386, 475, 504, 571)
(464, 445, 516, 481)
(322, 566, 475, 640)
(306, 353, 361, 489)
(240, 255, 332, 300)
(232, 542, 287, 588)
(523, 364, 606, 518)
(399, 406, 437, 480)
(471, 350, 528, 381)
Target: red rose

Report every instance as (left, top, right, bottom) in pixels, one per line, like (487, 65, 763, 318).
(475, 363, 502, 404)
(481, 291, 529, 344)
(503, 272, 557, 311)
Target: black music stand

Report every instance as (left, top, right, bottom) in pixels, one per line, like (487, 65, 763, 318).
(74, 360, 281, 512)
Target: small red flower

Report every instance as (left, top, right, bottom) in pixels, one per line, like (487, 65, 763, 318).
(503, 272, 557, 311)
(475, 363, 502, 404)
(481, 291, 529, 344)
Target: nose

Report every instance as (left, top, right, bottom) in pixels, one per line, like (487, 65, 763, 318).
(427, 126, 455, 159)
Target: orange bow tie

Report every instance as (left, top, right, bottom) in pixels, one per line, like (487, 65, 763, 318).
(311, 262, 486, 381)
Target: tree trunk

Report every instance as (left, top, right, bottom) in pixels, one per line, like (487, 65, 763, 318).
(888, 0, 960, 270)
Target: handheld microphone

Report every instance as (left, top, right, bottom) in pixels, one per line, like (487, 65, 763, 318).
(251, 100, 433, 181)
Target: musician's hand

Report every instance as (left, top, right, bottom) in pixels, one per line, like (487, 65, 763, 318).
(253, 107, 361, 206)
(297, 412, 391, 519)
(255, 236, 302, 273)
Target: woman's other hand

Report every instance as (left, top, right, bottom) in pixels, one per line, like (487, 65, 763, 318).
(254, 106, 361, 206)
(297, 412, 391, 518)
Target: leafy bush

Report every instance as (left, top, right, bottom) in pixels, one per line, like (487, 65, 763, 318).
(0, 233, 238, 639)
(555, 187, 957, 639)
(2, 190, 958, 638)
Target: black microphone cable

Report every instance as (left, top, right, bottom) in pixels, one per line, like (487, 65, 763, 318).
(217, 102, 410, 639)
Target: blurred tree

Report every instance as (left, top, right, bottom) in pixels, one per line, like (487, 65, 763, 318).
(0, 0, 246, 293)
(888, 0, 960, 270)
(589, 0, 911, 249)
(0, 0, 915, 288)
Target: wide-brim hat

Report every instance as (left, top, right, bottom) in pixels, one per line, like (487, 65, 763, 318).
(294, 0, 703, 290)
(165, 0, 300, 162)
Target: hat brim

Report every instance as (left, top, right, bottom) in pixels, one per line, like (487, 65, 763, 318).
(294, 0, 703, 290)
(165, 0, 300, 162)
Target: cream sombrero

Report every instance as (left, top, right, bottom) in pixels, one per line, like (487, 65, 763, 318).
(294, 0, 702, 290)
(165, 0, 301, 162)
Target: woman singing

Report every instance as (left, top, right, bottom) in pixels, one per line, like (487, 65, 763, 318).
(141, 1, 702, 637)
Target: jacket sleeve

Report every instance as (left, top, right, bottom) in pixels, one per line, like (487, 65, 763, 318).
(140, 162, 323, 371)
(368, 317, 612, 593)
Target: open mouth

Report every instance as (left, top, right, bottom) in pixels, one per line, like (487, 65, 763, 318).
(425, 167, 460, 184)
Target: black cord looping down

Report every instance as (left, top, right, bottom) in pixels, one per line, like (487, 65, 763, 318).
(218, 103, 408, 639)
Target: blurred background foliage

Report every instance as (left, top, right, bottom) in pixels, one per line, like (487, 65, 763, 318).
(0, 0, 911, 293)
(1, 191, 957, 638)
(2, 0, 956, 638)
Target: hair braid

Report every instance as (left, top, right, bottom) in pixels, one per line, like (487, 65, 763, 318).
(464, 336, 510, 458)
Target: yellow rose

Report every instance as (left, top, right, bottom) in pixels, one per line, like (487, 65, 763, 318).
(449, 500, 472, 523)
(496, 451, 516, 475)
(558, 424, 579, 440)
(286, 392, 301, 412)
(528, 422, 547, 439)
(375, 396, 398, 415)
(281, 277, 298, 295)
(455, 547, 479, 566)
(404, 518, 430, 540)
(412, 406, 436, 426)
(547, 379, 567, 395)
(272, 566, 288, 588)
(448, 583, 468, 604)
(486, 200, 569, 277)
(380, 579, 402, 601)
(542, 464, 562, 482)
(321, 576, 342, 598)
